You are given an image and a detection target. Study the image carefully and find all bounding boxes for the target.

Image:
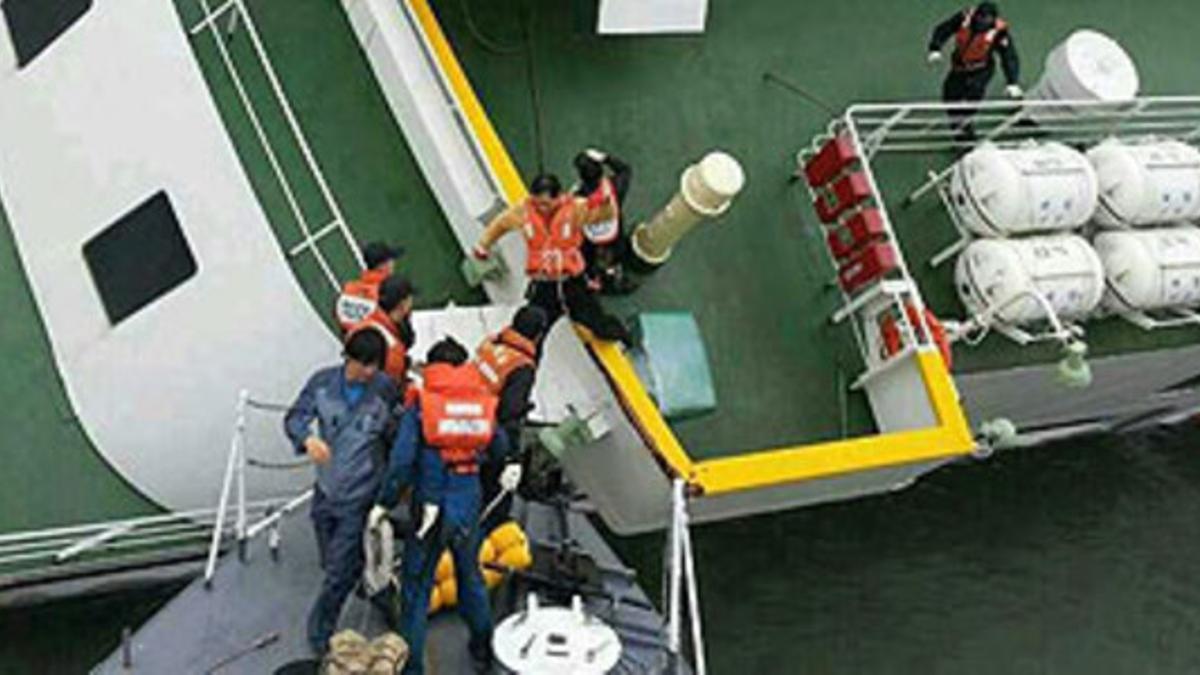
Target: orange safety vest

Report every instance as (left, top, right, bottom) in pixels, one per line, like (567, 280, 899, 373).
(523, 196, 586, 280)
(335, 268, 390, 332)
(953, 10, 1007, 71)
(348, 308, 409, 384)
(582, 177, 621, 245)
(475, 328, 537, 395)
(420, 363, 498, 473)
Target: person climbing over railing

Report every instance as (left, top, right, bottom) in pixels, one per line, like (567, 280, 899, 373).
(472, 173, 633, 346)
(369, 337, 516, 674)
(282, 329, 399, 656)
(573, 148, 637, 295)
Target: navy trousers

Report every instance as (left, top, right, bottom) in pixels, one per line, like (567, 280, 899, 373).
(397, 484, 493, 674)
(307, 488, 370, 652)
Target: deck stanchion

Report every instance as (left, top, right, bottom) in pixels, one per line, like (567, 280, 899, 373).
(235, 389, 249, 562)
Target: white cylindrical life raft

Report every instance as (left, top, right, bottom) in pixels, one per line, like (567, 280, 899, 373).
(1028, 30, 1139, 112)
(1094, 226, 1200, 312)
(1087, 138, 1200, 227)
(955, 235, 1105, 325)
(948, 142, 1098, 237)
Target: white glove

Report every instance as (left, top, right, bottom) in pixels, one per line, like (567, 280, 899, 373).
(1005, 84, 1024, 99)
(499, 463, 523, 492)
(416, 504, 440, 540)
(368, 505, 388, 531)
(926, 51, 943, 65)
(584, 148, 607, 163)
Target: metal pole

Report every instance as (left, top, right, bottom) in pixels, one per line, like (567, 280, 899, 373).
(680, 512, 707, 675)
(235, 389, 249, 561)
(204, 395, 244, 586)
(665, 479, 684, 657)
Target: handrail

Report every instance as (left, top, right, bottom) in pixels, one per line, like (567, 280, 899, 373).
(664, 479, 706, 675)
(204, 390, 314, 586)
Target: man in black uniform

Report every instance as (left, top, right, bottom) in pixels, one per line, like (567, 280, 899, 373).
(573, 148, 636, 294)
(927, 2, 1021, 136)
(474, 305, 547, 532)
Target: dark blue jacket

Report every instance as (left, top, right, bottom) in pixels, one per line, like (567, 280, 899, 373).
(284, 366, 397, 505)
(375, 406, 510, 509)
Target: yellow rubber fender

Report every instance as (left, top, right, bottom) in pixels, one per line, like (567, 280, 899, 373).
(428, 585, 443, 614)
(497, 542, 533, 571)
(488, 521, 527, 553)
(434, 551, 454, 583)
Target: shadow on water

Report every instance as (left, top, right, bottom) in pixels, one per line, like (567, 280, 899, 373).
(6, 429, 1200, 673)
(613, 426, 1200, 675)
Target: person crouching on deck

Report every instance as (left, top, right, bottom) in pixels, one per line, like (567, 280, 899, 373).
(471, 173, 633, 345)
(370, 337, 515, 674)
(283, 329, 399, 655)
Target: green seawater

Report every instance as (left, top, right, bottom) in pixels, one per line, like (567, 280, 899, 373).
(6, 428, 1200, 673)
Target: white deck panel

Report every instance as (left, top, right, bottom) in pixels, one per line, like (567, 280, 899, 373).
(0, 0, 336, 510)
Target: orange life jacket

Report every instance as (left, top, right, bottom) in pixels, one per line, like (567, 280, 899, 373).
(420, 363, 498, 473)
(953, 10, 1007, 71)
(335, 268, 389, 332)
(523, 196, 586, 280)
(582, 177, 621, 245)
(880, 304, 953, 370)
(475, 328, 537, 395)
(348, 308, 409, 384)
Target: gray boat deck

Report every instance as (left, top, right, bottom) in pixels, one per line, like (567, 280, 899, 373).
(93, 500, 674, 674)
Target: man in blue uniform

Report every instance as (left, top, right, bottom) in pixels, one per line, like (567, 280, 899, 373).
(284, 329, 398, 654)
(372, 337, 516, 674)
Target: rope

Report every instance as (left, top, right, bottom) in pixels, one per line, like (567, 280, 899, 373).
(246, 457, 312, 470)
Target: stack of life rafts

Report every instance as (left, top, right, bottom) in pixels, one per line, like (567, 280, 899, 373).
(428, 520, 534, 614)
(949, 135, 1200, 333)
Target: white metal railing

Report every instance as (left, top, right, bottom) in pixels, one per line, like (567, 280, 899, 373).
(798, 96, 1200, 383)
(797, 119, 935, 388)
(663, 479, 706, 675)
(204, 390, 314, 586)
(186, 0, 363, 293)
(0, 503, 278, 574)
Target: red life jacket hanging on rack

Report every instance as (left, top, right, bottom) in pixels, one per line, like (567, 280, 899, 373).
(420, 363, 498, 474)
(953, 9, 1008, 71)
(475, 328, 537, 396)
(523, 196, 586, 280)
(879, 304, 953, 369)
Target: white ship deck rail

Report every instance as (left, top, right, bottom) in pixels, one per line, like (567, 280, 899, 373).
(184, 0, 364, 291)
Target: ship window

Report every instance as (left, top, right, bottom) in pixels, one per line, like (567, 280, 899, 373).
(83, 192, 197, 326)
(2, 0, 92, 68)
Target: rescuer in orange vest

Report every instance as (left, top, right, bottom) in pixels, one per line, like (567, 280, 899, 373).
(346, 275, 416, 391)
(927, 2, 1021, 137)
(573, 148, 636, 295)
(335, 242, 405, 333)
(472, 173, 632, 345)
(474, 305, 547, 532)
(371, 337, 514, 674)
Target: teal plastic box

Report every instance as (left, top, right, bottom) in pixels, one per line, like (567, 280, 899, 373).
(629, 312, 716, 421)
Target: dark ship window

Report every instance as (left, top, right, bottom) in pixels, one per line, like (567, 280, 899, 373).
(83, 192, 197, 326)
(2, 0, 92, 68)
